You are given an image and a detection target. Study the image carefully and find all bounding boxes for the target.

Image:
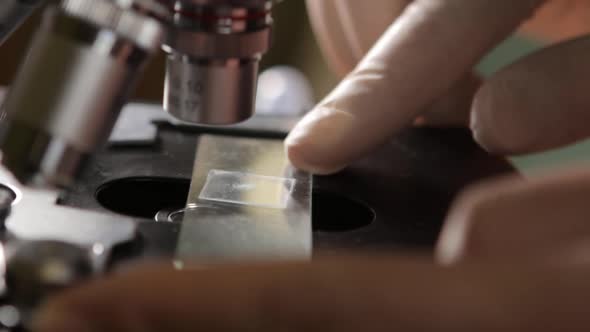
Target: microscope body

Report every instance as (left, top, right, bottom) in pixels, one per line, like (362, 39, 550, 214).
(163, 0, 273, 124)
(0, 2, 519, 331)
(0, 0, 276, 327)
(0, 0, 274, 188)
(0, 0, 166, 187)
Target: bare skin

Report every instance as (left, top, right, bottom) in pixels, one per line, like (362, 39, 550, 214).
(522, 0, 590, 42)
(35, 2, 590, 331)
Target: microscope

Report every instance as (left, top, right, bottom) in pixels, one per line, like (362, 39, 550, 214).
(0, 0, 513, 330)
(0, 0, 275, 187)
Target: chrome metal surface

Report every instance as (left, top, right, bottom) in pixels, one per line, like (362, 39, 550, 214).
(0, 166, 136, 272)
(175, 135, 312, 264)
(168, 0, 273, 9)
(0, 0, 44, 46)
(60, 0, 165, 50)
(5, 240, 94, 328)
(0, 0, 165, 187)
(164, 55, 259, 124)
(162, 0, 273, 125)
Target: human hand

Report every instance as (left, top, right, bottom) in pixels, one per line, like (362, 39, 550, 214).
(286, 0, 590, 174)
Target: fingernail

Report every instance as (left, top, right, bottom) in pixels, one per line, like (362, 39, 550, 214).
(32, 307, 96, 332)
(470, 92, 498, 153)
(469, 111, 486, 148)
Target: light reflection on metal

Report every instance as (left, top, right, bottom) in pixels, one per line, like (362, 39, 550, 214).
(0, 167, 136, 272)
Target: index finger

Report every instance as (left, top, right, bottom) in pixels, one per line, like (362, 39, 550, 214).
(287, 0, 546, 174)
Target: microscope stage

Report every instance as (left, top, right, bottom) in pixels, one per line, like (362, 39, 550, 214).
(48, 102, 513, 262)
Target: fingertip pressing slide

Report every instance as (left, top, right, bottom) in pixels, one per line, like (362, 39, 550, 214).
(285, 107, 355, 175)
